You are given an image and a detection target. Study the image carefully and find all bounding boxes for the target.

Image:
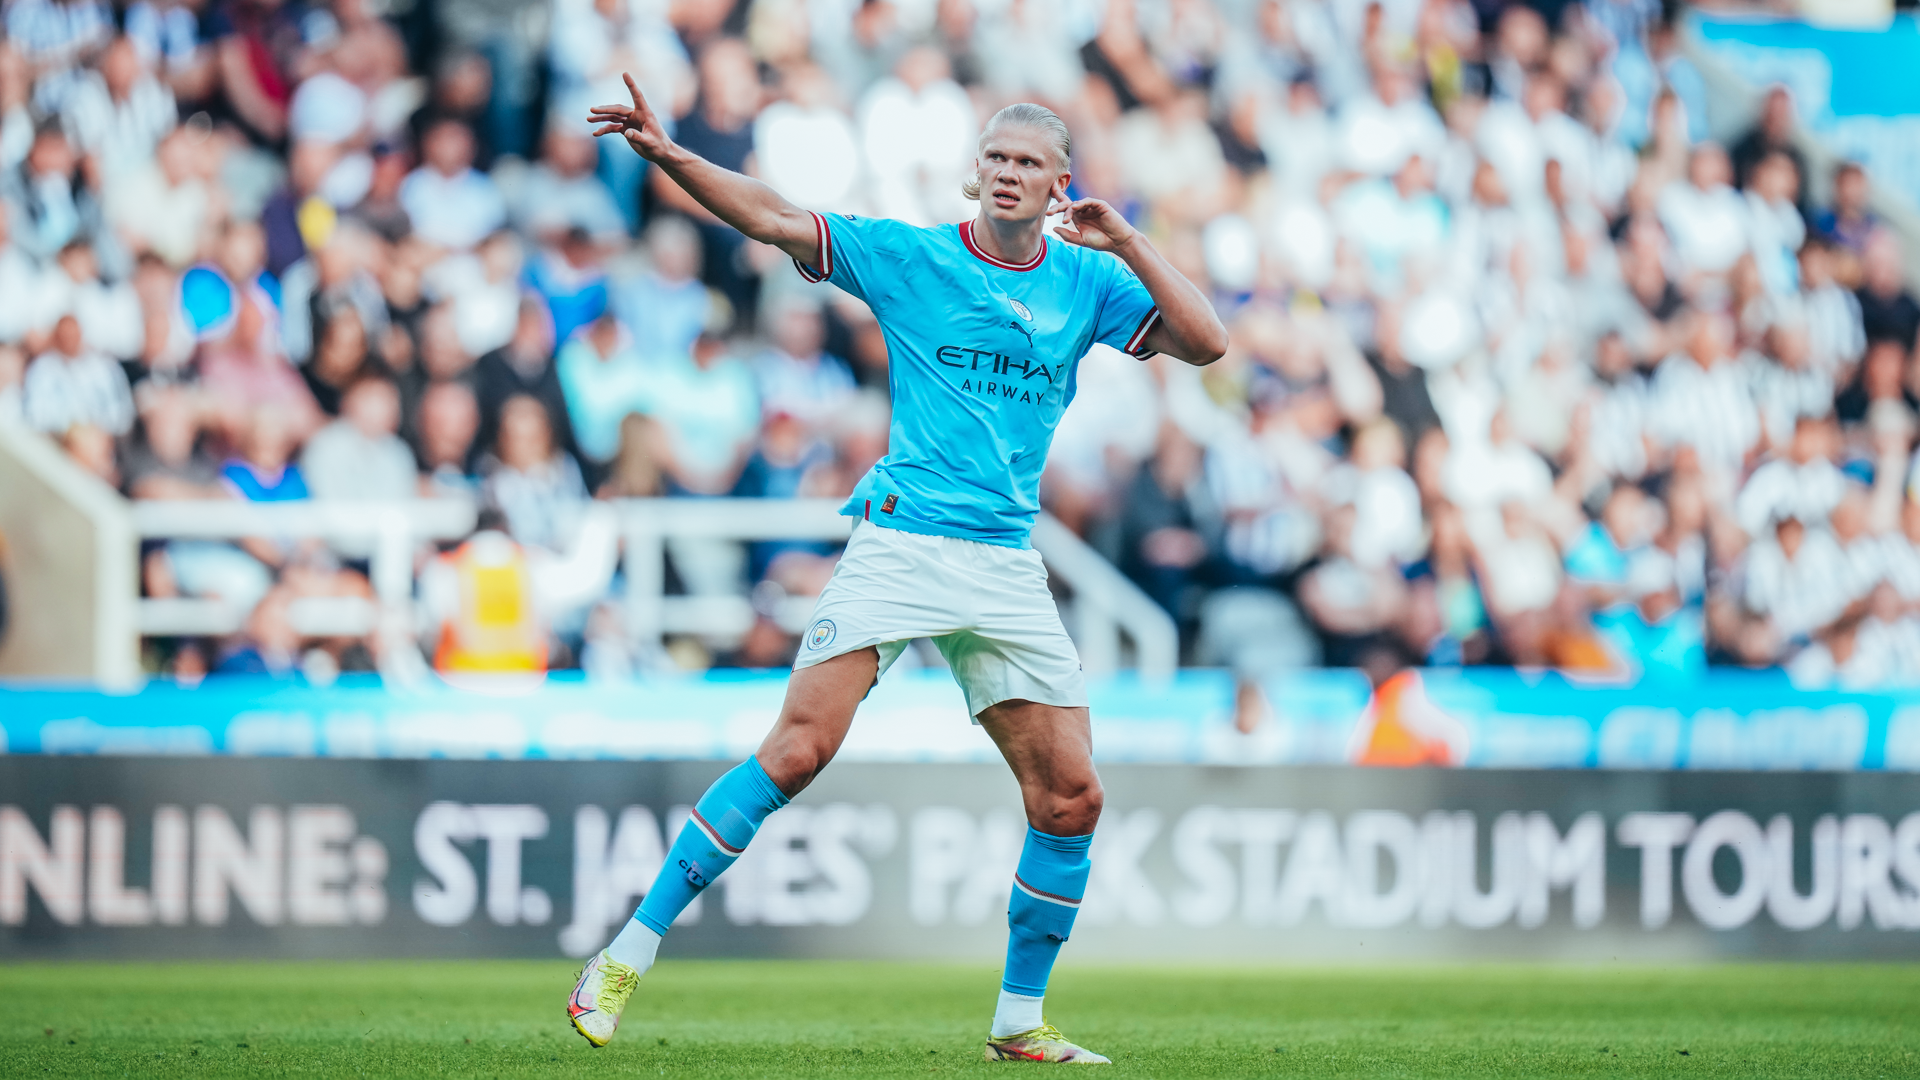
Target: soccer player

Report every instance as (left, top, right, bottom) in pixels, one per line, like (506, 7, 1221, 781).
(568, 74, 1228, 1064)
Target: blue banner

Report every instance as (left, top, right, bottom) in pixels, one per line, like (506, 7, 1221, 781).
(3, 668, 1918, 771)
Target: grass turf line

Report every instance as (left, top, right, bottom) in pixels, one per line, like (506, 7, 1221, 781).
(1, 960, 1915, 1078)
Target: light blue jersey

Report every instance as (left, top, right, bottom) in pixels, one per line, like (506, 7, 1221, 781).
(795, 212, 1160, 548)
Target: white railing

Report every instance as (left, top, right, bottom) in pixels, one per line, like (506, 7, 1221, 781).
(133, 500, 478, 642)
(612, 499, 1177, 677)
(132, 497, 1178, 676)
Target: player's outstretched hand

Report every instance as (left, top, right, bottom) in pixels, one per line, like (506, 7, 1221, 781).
(588, 73, 673, 162)
(1049, 195, 1138, 254)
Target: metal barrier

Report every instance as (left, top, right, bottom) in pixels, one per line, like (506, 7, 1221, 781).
(612, 499, 1178, 677)
(132, 497, 1177, 676)
(132, 500, 478, 644)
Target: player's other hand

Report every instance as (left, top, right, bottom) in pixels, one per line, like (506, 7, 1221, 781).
(588, 73, 673, 162)
(1049, 195, 1137, 254)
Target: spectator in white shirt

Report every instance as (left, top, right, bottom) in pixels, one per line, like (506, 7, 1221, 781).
(510, 127, 626, 244)
(1258, 75, 1337, 199)
(22, 312, 132, 435)
(1797, 238, 1865, 376)
(103, 124, 208, 267)
(30, 238, 141, 359)
(60, 34, 174, 172)
(1743, 149, 1805, 297)
(399, 119, 507, 251)
(1325, 417, 1424, 568)
(1336, 62, 1445, 177)
(1650, 310, 1759, 487)
(482, 393, 591, 553)
(1657, 143, 1749, 281)
(752, 296, 856, 431)
(1743, 512, 1854, 643)
(302, 375, 419, 501)
(1736, 413, 1844, 538)
(858, 46, 976, 227)
(1746, 322, 1831, 454)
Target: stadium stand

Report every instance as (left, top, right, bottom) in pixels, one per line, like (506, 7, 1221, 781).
(2, 0, 1919, 700)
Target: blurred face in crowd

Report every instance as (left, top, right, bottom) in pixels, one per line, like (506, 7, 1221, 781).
(1351, 419, 1405, 472)
(424, 121, 476, 178)
(57, 242, 97, 283)
(100, 35, 141, 100)
(314, 311, 368, 384)
(1861, 231, 1905, 297)
(975, 123, 1069, 225)
(155, 128, 198, 186)
(27, 129, 74, 180)
(586, 314, 623, 359)
(242, 411, 299, 472)
(1685, 312, 1733, 367)
(772, 303, 825, 361)
(698, 38, 761, 128)
(219, 221, 267, 282)
(1863, 341, 1907, 401)
(497, 396, 554, 471)
(1752, 152, 1798, 205)
(343, 378, 401, 439)
(1835, 166, 1869, 215)
(1788, 415, 1833, 464)
(1601, 485, 1648, 548)
(648, 218, 702, 283)
(1688, 145, 1733, 191)
(1522, 74, 1565, 123)
(1761, 87, 1794, 140)
(419, 304, 472, 379)
(419, 380, 479, 469)
(52, 314, 84, 357)
(543, 129, 597, 179)
(142, 389, 200, 466)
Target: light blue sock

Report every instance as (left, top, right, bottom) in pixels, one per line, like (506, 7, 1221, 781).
(1001, 826, 1093, 998)
(632, 757, 788, 935)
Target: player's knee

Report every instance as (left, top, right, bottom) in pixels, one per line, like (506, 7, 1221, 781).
(759, 717, 840, 793)
(1040, 778, 1103, 835)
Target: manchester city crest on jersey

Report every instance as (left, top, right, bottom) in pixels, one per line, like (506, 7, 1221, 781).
(807, 619, 837, 650)
(1009, 298, 1033, 322)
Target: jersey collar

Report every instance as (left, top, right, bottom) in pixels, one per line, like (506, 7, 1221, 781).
(960, 219, 1046, 272)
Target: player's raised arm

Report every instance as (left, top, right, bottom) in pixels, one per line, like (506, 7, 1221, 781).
(589, 73, 821, 269)
(1051, 195, 1230, 367)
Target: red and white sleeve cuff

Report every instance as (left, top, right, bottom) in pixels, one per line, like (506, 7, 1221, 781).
(1125, 308, 1161, 358)
(791, 210, 833, 283)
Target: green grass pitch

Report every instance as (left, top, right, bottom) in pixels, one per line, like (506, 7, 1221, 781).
(1, 960, 1915, 1078)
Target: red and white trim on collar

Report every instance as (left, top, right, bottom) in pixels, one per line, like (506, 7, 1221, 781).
(1125, 308, 1162, 358)
(791, 210, 834, 283)
(959, 219, 1046, 272)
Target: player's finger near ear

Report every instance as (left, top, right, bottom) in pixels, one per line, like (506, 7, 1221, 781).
(624, 72, 645, 112)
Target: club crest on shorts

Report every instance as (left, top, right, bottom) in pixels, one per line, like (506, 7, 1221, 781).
(807, 619, 837, 650)
(1009, 298, 1033, 322)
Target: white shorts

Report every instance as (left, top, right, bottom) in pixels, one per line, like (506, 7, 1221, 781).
(793, 519, 1087, 719)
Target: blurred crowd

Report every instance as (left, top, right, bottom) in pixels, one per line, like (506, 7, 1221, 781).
(2, 0, 1919, 690)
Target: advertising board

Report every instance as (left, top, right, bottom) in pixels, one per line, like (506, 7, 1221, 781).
(4, 758, 1916, 961)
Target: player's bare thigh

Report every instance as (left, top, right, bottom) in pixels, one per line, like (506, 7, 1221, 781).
(754, 646, 879, 797)
(978, 700, 1104, 837)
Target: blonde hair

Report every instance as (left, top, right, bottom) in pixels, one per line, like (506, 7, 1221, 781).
(962, 103, 1072, 200)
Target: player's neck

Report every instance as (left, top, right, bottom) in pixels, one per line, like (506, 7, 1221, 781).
(971, 212, 1045, 266)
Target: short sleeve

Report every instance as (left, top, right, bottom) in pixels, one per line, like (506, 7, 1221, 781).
(1089, 254, 1161, 359)
(791, 211, 908, 309)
